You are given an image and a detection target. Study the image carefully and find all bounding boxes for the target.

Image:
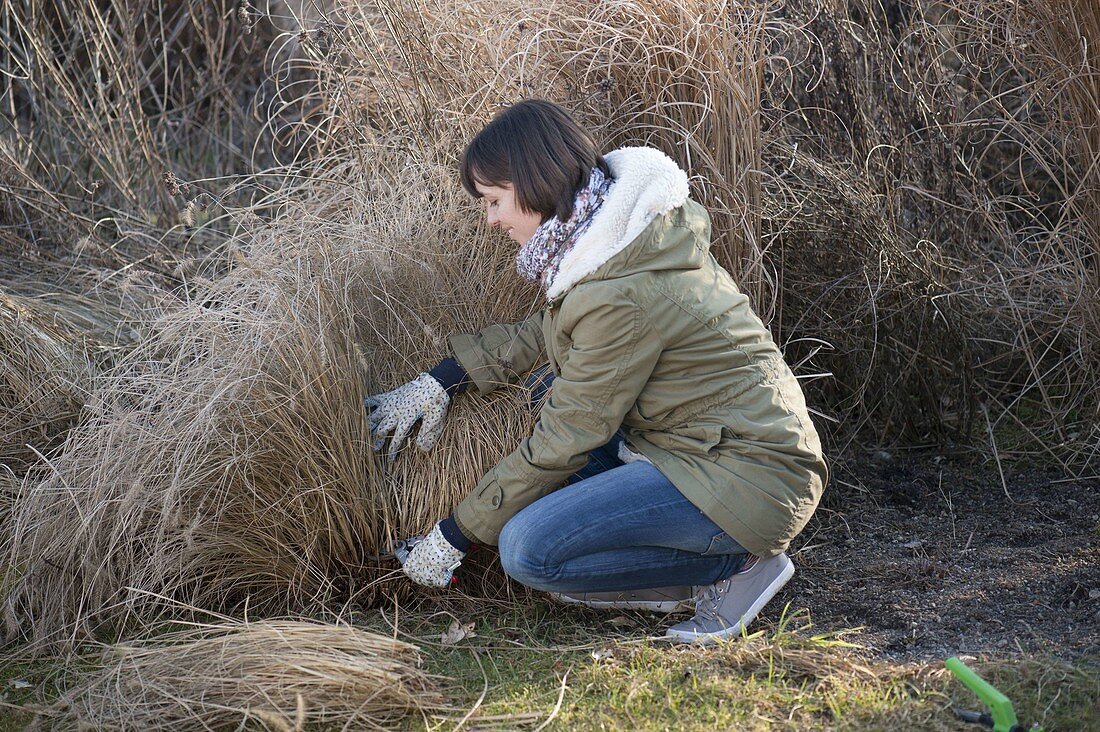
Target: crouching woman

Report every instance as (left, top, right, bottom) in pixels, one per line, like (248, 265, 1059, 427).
(365, 99, 827, 643)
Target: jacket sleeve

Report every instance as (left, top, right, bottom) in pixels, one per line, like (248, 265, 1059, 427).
(453, 285, 663, 545)
(448, 312, 546, 395)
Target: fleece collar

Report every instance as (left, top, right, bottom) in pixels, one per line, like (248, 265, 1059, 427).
(544, 146, 690, 301)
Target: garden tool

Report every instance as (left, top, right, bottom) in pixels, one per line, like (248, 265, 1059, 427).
(945, 657, 1043, 732)
(392, 536, 422, 565)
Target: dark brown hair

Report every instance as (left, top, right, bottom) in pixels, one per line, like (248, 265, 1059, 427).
(460, 99, 610, 222)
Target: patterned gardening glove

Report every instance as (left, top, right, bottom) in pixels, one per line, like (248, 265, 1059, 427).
(364, 373, 450, 460)
(401, 523, 465, 588)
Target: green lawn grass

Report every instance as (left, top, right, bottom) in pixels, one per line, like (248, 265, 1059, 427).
(372, 599, 1098, 731)
(1, 599, 1095, 731)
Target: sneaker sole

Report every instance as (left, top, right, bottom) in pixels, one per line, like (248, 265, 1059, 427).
(665, 554, 795, 644)
(550, 594, 692, 614)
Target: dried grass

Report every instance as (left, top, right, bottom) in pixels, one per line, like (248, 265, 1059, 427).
(0, 466, 16, 554)
(0, 0, 1096, 683)
(1, 1, 273, 233)
(1, 157, 540, 644)
(0, 289, 133, 468)
(37, 619, 445, 731)
(303, 0, 771, 310)
(760, 0, 1099, 464)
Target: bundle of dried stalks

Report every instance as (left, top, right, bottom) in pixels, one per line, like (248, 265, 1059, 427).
(41, 619, 444, 731)
(0, 289, 132, 468)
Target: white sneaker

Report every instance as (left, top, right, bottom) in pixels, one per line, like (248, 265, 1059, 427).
(549, 586, 694, 614)
(665, 553, 794, 644)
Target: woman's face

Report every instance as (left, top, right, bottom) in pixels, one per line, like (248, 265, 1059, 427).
(475, 181, 542, 244)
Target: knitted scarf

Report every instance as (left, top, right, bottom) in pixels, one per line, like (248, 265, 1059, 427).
(515, 166, 614, 291)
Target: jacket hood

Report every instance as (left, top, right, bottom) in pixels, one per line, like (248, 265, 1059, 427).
(545, 146, 692, 301)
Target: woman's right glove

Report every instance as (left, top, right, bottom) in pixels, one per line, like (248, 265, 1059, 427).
(364, 373, 450, 460)
(400, 523, 466, 588)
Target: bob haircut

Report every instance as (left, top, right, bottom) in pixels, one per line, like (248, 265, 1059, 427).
(460, 99, 610, 223)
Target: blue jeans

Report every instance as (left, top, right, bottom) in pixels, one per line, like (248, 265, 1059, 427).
(496, 369, 749, 593)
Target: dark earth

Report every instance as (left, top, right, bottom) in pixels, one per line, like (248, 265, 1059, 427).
(449, 451, 1098, 662)
(780, 452, 1099, 660)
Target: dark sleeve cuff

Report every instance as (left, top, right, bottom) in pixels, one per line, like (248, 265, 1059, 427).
(438, 514, 473, 553)
(427, 357, 471, 396)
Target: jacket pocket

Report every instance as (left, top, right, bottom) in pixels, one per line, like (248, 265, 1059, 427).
(475, 478, 504, 511)
(647, 424, 724, 461)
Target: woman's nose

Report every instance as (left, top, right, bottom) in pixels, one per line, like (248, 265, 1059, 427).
(486, 208, 499, 228)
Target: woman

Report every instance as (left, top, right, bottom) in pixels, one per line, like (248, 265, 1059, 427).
(365, 99, 827, 644)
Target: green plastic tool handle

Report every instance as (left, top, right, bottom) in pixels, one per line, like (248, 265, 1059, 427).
(945, 657, 1021, 732)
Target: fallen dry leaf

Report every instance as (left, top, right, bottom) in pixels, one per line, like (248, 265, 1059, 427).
(441, 619, 476, 645)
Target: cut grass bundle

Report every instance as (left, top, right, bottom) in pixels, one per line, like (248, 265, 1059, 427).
(39, 619, 445, 731)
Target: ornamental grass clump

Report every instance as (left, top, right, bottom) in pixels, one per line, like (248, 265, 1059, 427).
(2, 156, 539, 645)
(759, 0, 1099, 466)
(5, 233, 378, 645)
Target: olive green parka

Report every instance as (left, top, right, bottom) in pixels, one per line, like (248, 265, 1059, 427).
(451, 147, 827, 557)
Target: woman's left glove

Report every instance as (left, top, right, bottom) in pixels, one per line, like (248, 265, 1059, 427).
(364, 373, 450, 460)
(401, 523, 466, 588)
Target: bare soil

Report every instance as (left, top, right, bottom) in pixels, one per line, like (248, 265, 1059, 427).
(782, 453, 1100, 660)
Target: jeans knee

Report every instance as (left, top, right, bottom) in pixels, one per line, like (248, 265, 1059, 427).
(498, 517, 555, 589)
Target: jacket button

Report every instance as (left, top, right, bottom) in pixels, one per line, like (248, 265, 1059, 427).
(491, 495, 501, 507)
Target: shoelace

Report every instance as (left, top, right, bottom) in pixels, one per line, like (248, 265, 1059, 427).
(696, 577, 733, 622)
(694, 554, 759, 624)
